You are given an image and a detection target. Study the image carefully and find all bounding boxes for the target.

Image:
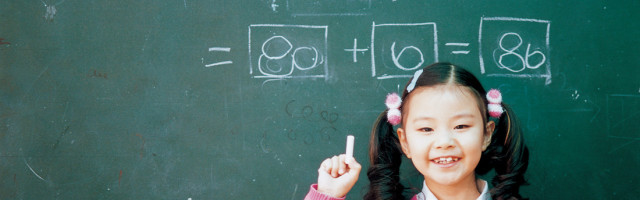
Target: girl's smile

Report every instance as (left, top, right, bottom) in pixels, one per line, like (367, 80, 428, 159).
(430, 156, 461, 167)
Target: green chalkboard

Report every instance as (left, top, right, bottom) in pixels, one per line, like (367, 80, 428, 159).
(1, 0, 639, 199)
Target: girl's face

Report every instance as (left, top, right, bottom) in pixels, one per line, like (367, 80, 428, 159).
(397, 85, 494, 187)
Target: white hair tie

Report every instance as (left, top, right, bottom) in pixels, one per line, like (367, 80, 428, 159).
(406, 69, 423, 93)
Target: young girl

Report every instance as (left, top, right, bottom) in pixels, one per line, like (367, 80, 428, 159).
(304, 63, 529, 200)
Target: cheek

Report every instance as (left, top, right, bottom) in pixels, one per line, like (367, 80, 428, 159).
(459, 137, 484, 153)
(458, 133, 485, 161)
(462, 127, 487, 146)
(406, 135, 433, 156)
(460, 134, 484, 146)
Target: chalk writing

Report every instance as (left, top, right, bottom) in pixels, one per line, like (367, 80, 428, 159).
(249, 24, 328, 80)
(344, 38, 368, 63)
(391, 41, 424, 71)
(205, 47, 233, 67)
(242, 18, 551, 84)
(478, 17, 551, 84)
(496, 32, 546, 73)
(445, 42, 470, 55)
(371, 22, 438, 79)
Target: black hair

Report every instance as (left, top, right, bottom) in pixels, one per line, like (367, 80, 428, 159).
(365, 62, 529, 200)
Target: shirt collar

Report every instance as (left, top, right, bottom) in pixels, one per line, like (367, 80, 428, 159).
(416, 179, 491, 200)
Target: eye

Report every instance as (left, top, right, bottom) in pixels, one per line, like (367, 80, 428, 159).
(419, 127, 434, 133)
(454, 125, 470, 130)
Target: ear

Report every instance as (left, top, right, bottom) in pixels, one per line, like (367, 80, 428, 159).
(397, 127, 412, 159)
(483, 121, 495, 151)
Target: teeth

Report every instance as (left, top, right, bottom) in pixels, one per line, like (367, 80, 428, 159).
(434, 157, 459, 164)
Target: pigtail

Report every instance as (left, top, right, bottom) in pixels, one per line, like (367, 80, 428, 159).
(485, 104, 530, 200)
(364, 111, 406, 200)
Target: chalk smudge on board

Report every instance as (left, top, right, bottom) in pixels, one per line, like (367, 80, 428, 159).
(41, 0, 66, 22)
(136, 134, 145, 158)
(24, 159, 46, 181)
(290, 184, 298, 200)
(52, 125, 70, 150)
(44, 5, 56, 21)
(608, 140, 638, 154)
(260, 131, 270, 153)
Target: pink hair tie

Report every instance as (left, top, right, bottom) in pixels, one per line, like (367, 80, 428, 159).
(487, 89, 504, 118)
(385, 93, 402, 125)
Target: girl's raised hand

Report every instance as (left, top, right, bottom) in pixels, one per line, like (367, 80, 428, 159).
(316, 154, 362, 198)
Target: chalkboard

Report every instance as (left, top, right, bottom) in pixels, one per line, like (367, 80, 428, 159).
(1, 0, 639, 199)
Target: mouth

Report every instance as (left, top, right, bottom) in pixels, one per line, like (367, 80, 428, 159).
(430, 156, 461, 166)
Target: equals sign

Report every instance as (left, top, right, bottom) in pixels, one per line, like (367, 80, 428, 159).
(205, 47, 233, 67)
(445, 43, 470, 55)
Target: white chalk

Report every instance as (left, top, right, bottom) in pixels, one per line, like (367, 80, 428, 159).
(345, 135, 354, 159)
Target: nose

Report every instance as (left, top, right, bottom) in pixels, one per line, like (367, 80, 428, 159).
(434, 131, 455, 150)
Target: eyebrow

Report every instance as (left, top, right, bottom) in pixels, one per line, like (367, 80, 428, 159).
(412, 113, 476, 123)
(412, 116, 435, 123)
(452, 113, 476, 119)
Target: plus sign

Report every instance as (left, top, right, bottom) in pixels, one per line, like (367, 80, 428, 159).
(344, 38, 368, 62)
(271, 0, 279, 12)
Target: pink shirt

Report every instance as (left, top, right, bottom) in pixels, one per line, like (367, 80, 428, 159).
(304, 179, 491, 200)
(304, 184, 345, 200)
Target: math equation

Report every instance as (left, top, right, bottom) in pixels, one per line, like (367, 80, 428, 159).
(205, 17, 551, 84)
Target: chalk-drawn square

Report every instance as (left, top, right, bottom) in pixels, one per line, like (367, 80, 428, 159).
(371, 22, 438, 80)
(249, 24, 328, 79)
(478, 17, 551, 84)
